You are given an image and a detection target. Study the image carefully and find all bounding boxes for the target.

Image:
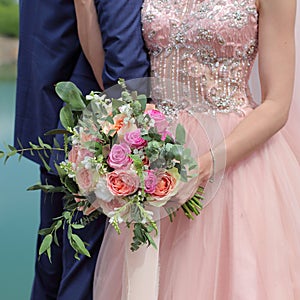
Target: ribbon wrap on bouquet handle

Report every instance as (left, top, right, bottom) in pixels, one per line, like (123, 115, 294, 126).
(122, 218, 160, 300)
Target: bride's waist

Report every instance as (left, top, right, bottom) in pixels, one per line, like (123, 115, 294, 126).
(151, 88, 257, 117)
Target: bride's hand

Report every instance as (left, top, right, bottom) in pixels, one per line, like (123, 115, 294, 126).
(197, 151, 214, 186)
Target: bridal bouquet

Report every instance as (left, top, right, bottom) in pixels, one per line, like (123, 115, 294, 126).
(0, 79, 204, 260)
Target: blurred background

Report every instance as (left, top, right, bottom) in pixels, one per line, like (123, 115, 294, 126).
(0, 1, 39, 299)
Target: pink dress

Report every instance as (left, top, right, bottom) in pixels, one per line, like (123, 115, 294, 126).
(93, 0, 300, 299)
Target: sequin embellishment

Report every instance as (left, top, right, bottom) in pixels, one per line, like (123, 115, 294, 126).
(142, 0, 259, 116)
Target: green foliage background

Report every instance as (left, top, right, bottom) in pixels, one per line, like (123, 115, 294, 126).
(0, 0, 19, 37)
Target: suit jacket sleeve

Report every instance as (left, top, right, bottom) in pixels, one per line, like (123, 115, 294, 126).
(95, 0, 150, 89)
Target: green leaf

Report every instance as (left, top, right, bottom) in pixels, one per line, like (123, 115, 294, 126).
(175, 124, 186, 145)
(53, 231, 60, 247)
(55, 163, 67, 178)
(44, 129, 72, 136)
(54, 219, 63, 230)
(18, 152, 24, 162)
(38, 137, 45, 148)
(112, 99, 125, 110)
(53, 138, 61, 148)
(46, 247, 52, 263)
(37, 152, 51, 172)
(144, 232, 157, 250)
(38, 227, 52, 236)
(60, 105, 74, 129)
(71, 234, 91, 257)
(105, 115, 114, 124)
(0, 151, 4, 159)
(39, 234, 53, 255)
(71, 224, 85, 230)
(17, 138, 23, 149)
(64, 176, 78, 193)
(8, 145, 16, 151)
(137, 94, 147, 112)
(6, 150, 17, 157)
(55, 81, 86, 111)
(28, 142, 39, 150)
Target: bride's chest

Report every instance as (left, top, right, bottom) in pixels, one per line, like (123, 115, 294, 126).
(142, 0, 258, 55)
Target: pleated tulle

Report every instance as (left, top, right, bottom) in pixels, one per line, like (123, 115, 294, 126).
(93, 109, 300, 300)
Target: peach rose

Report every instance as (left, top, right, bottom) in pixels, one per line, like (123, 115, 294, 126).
(102, 114, 137, 140)
(107, 170, 139, 197)
(152, 171, 177, 198)
(148, 168, 180, 206)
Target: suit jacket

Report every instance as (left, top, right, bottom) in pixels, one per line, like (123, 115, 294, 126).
(14, 0, 150, 165)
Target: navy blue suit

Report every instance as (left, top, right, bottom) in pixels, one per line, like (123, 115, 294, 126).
(15, 0, 149, 299)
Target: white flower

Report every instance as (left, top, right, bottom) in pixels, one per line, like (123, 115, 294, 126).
(119, 104, 130, 114)
(95, 178, 114, 203)
(117, 216, 124, 223)
(149, 119, 155, 127)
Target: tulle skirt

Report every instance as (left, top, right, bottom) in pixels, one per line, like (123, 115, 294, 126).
(93, 108, 300, 300)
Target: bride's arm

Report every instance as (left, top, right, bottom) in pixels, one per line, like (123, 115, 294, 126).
(73, 0, 104, 90)
(198, 0, 296, 182)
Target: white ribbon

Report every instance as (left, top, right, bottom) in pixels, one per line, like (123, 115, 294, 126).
(122, 218, 160, 300)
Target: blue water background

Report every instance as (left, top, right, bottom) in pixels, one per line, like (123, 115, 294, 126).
(0, 79, 39, 299)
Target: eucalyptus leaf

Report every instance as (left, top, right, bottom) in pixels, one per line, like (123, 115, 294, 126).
(53, 230, 60, 247)
(112, 99, 125, 111)
(175, 124, 186, 145)
(60, 105, 74, 129)
(54, 220, 63, 230)
(38, 227, 52, 236)
(71, 224, 85, 230)
(71, 234, 91, 257)
(45, 129, 72, 136)
(17, 138, 23, 149)
(38, 152, 51, 172)
(137, 94, 147, 112)
(144, 232, 157, 249)
(55, 81, 86, 111)
(7, 150, 17, 157)
(105, 115, 114, 124)
(27, 184, 54, 192)
(8, 145, 16, 151)
(64, 176, 79, 193)
(39, 234, 53, 255)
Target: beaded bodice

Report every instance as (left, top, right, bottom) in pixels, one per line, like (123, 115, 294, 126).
(142, 0, 259, 116)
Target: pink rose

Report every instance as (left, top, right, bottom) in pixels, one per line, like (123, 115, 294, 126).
(144, 170, 158, 194)
(107, 170, 139, 197)
(124, 129, 147, 149)
(76, 168, 94, 193)
(78, 148, 94, 162)
(152, 171, 177, 199)
(108, 143, 132, 169)
(146, 109, 169, 134)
